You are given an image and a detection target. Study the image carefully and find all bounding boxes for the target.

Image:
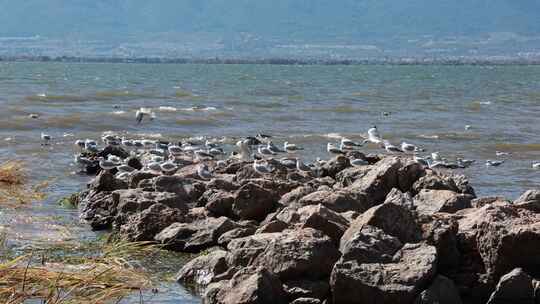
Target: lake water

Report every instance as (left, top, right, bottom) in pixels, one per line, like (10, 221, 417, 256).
(1, 62, 540, 302)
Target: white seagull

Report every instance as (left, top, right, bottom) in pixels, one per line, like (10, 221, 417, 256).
(41, 132, 51, 145)
(197, 164, 212, 180)
(364, 126, 383, 144)
(327, 143, 344, 155)
(284, 141, 303, 153)
(295, 158, 312, 174)
(253, 159, 274, 176)
(486, 160, 505, 167)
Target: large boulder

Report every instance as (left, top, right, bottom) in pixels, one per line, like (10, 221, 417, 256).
(413, 189, 473, 216)
(128, 171, 158, 188)
(335, 166, 371, 187)
(90, 171, 127, 192)
(155, 216, 240, 252)
(422, 216, 460, 274)
(297, 190, 371, 213)
(227, 228, 340, 281)
(414, 275, 462, 304)
(176, 249, 229, 290)
(348, 157, 404, 204)
(331, 240, 437, 304)
(217, 227, 256, 247)
(279, 185, 316, 206)
(341, 202, 421, 244)
(112, 189, 187, 216)
(153, 175, 191, 200)
(203, 267, 288, 304)
(486, 268, 534, 304)
(232, 183, 279, 221)
(79, 190, 115, 230)
(277, 204, 350, 245)
(204, 190, 235, 217)
(413, 171, 475, 196)
(119, 203, 185, 241)
(513, 190, 540, 212)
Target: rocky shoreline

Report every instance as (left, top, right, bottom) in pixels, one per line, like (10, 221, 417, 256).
(77, 146, 540, 304)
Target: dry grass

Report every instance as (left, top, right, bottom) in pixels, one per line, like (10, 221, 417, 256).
(0, 241, 159, 303)
(0, 160, 48, 206)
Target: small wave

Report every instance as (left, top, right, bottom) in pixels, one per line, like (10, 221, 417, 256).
(158, 106, 178, 112)
(305, 105, 367, 114)
(175, 118, 218, 126)
(25, 93, 88, 102)
(112, 110, 126, 115)
(95, 90, 168, 100)
(325, 133, 344, 139)
(133, 133, 163, 139)
(175, 90, 194, 98)
(180, 106, 217, 112)
(418, 134, 440, 139)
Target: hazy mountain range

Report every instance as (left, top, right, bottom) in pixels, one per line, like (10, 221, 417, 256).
(1, 0, 540, 59)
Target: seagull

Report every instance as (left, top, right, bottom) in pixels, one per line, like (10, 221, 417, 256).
(364, 126, 383, 144)
(98, 157, 117, 171)
(465, 125, 472, 130)
(141, 139, 155, 149)
(244, 136, 262, 146)
(431, 152, 442, 162)
(74, 155, 93, 168)
(160, 161, 178, 174)
(350, 158, 369, 167)
(258, 145, 275, 157)
(341, 137, 361, 149)
(401, 142, 420, 153)
(41, 132, 51, 145)
(107, 155, 122, 165)
(135, 107, 153, 124)
(194, 150, 215, 161)
(457, 158, 476, 168)
(197, 164, 212, 180)
(296, 158, 312, 174)
(253, 159, 274, 176)
(121, 137, 134, 148)
(279, 158, 297, 169)
(413, 155, 430, 167)
(327, 143, 344, 155)
(284, 141, 303, 153)
(236, 140, 252, 161)
(382, 140, 403, 153)
(84, 139, 99, 153)
(117, 164, 136, 173)
(533, 162, 540, 169)
(74, 139, 85, 151)
(208, 147, 225, 156)
(168, 145, 183, 156)
(486, 160, 505, 167)
(146, 162, 162, 174)
(205, 140, 219, 149)
(495, 151, 511, 157)
(267, 141, 285, 154)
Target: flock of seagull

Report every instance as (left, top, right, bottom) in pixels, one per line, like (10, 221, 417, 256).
(35, 122, 540, 182)
(35, 107, 540, 178)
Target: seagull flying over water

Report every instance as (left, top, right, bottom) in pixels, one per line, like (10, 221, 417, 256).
(135, 107, 153, 124)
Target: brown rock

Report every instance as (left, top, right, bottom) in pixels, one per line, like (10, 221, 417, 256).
(487, 268, 534, 304)
(298, 190, 371, 213)
(227, 228, 340, 281)
(414, 275, 462, 304)
(414, 189, 473, 215)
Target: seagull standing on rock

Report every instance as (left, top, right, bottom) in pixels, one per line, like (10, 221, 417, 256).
(197, 164, 212, 180)
(284, 141, 303, 153)
(364, 126, 383, 144)
(253, 159, 274, 177)
(295, 158, 312, 174)
(327, 143, 344, 155)
(382, 140, 403, 153)
(401, 142, 420, 153)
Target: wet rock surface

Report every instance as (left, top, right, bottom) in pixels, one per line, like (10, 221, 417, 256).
(77, 154, 540, 303)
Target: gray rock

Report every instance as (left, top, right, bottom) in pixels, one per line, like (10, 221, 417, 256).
(414, 275, 462, 304)
(487, 268, 534, 304)
(342, 202, 421, 244)
(227, 228, 340, 281)
(283, 280, 330, 302)
(331, 242, 437, 304)
(414, 189, 473, 215)
(176, 249, 229, 290)
(513, 190, 540, 212)
(203, 267, 288, 304)
(217, 227, 256, 247)
(297, 190, 371, 213)
(232, 183, 279, 221)
(155, 216, 240, 252)
(119, 203, 185, 241)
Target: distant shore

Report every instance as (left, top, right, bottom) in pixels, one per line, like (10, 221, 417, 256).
(2, 55, 540, 65)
